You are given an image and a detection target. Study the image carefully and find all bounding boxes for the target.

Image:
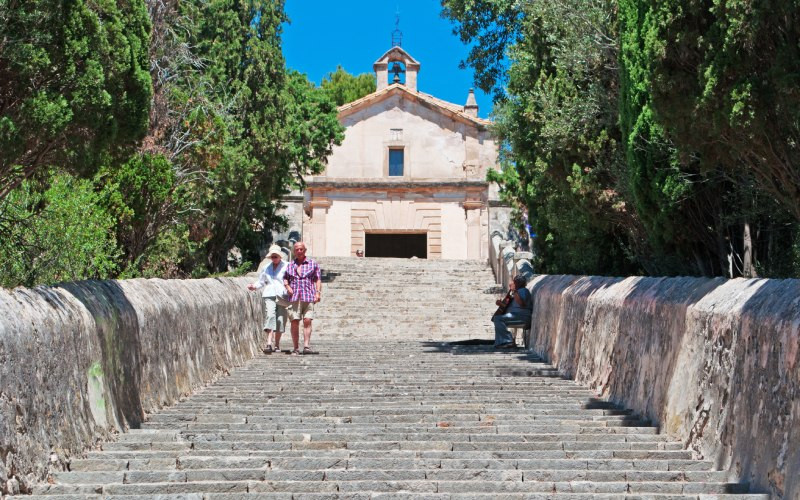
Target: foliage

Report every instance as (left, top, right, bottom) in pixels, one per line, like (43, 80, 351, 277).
(320, 66, 376, 106)
(618, 0, 800, 276)
(0, 174, 119, 288)
(117, 222, 196, 279)
(447, 0, 642, 275)
(446, 0, 800, 278)
(617, 0, 714, 274)
(440, 0, 524, 100)
(180, 0, 344, 272)
(638, 0, 800, 221)
(0, 0, 152, 200)
(97, 152, 183, 269)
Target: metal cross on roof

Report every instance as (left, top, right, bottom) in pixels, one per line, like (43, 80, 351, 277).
(391, 8, 402, 47)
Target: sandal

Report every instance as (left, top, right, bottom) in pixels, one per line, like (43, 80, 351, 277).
(291, 349, 301, 356)
(496, 342, 517, 349)
(263, 344, 273, 354)
(302, 347, 318, 355)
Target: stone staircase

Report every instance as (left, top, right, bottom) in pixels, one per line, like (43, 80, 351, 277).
(312, 257, 499, 340)
(16, 258, 766, 499)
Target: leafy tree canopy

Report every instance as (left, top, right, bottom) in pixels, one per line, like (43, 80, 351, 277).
(320, 66, 376, 106)
(0, 174, 119, 288)
(635, 0, 800, 221)
(446, 0, 800, 277)
(0, 0, 152, 199)
(179, 0, 344, 272)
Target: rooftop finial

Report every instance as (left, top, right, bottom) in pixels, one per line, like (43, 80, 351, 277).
(391, 7, 402, 47)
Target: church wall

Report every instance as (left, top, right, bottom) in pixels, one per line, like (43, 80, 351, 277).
(327, 95, 495, 180)
(441, 203, 468, 259)
(325, 202, 351, 257)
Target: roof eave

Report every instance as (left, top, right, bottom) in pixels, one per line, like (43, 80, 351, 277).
(337, 85, 491, 129)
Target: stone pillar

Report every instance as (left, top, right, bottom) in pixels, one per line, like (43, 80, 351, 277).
(374, 63, 388, 91)
(306, 195, 331, 257)
(405, 63, 419, 92)
(463, 199, 484, 260)
(464, 88, 478, 117)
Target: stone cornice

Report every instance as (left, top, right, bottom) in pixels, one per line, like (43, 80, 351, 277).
(305, 178, 489, 190)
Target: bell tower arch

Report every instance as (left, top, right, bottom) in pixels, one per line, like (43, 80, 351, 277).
(374, 47, 420, 92)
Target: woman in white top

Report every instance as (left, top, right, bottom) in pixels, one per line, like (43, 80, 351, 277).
(247, 245, 288, 354)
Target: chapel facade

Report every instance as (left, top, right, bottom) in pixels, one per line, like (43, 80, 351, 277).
(301, 46, 499, 260)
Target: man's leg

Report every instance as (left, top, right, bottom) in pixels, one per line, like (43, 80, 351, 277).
(493, 314, 515, 347)
(290, 319, 300, 351)
(302, 318, 313, 349)
(274, 332, 282, 351)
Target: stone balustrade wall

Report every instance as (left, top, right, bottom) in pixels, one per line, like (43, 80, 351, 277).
(526, 275, 799, 498)
(0, 277, 262, 494)
(489, 231, 534, 290)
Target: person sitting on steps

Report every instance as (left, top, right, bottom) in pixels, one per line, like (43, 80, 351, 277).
(492, 275, 531, 349)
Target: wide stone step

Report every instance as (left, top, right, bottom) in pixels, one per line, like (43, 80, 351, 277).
(30, 479, 751, 496)
(126, 432, 673, 444)
(137, 415, 648, 426)
(9, 493, 772, 500)
(56, 466, 731, 483)
(72, 445, 697, 472)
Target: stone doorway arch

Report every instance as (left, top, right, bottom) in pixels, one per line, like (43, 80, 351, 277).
(351, 201, 441, 259)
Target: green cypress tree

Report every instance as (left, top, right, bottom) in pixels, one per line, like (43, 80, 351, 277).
(181, 0, 343, 272)
(0, 0, 152, 198)
(320, 66, 376, 106)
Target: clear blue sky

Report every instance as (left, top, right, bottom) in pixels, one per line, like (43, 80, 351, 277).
(282, 0, 493, 119)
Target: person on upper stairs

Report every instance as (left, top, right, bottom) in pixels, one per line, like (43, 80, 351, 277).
(283, 241, 322, 356)
(492, 275, 532, 349)
(247, 245, 288, 354)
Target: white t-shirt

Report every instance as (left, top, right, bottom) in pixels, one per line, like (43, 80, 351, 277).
(252, 261, 288, 298)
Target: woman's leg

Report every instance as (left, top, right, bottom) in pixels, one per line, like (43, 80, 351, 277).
(275, 304, 286, 351)
(263, 297, 280, 352)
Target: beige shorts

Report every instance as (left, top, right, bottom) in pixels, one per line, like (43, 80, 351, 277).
(287, 301, 314, 321)
(261, 296, 287, 332)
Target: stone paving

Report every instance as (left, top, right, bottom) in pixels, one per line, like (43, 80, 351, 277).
(15, 258, 768, 499)
(312, 257, 499, 340)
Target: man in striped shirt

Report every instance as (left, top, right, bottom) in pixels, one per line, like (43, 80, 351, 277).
(283, 241, 322, 355)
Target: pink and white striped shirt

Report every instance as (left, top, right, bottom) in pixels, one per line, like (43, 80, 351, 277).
(284, 258, 321, 303)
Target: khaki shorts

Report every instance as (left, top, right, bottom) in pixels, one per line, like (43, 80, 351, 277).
(287, 301, 314, 321)
(261, 296, 287, 332)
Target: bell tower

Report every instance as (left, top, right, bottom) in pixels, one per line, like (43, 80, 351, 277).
(374, 47, 420, 92)
(373, 17, 420, 92)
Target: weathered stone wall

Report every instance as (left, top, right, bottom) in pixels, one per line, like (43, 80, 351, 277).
(0, 277, 261, 494)
(527, 275, 800, 498)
